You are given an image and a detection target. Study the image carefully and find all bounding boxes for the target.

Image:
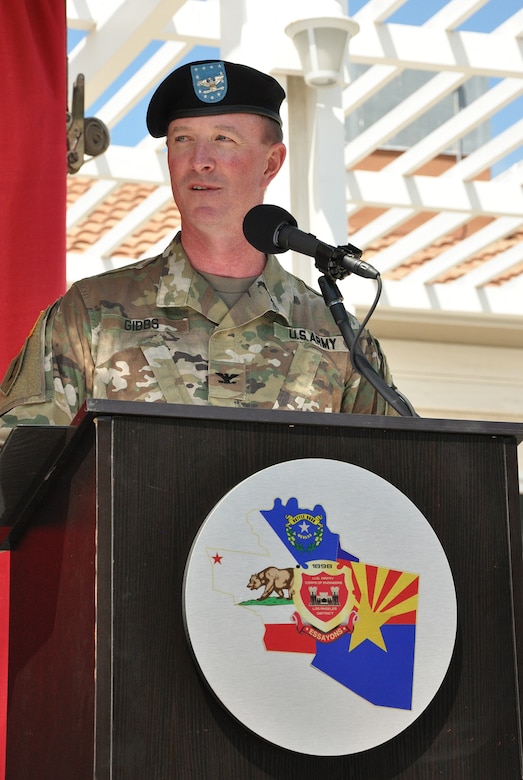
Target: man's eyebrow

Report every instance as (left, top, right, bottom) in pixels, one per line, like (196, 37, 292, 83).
(168, 123, 246, 135)
(168, 124, 192, 133)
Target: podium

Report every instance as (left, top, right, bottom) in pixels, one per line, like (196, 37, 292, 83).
(1, 401, 522, 779)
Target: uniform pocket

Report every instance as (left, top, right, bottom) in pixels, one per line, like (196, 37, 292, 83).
(274, 343, 345, 412)
(93, 334, 196, 405)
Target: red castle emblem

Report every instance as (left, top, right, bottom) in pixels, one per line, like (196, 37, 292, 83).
(292, 560, 358, 643)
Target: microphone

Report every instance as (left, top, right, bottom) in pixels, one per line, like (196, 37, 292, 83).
(243, 204, 379, 280)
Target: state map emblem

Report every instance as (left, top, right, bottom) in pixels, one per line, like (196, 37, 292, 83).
(183, 459, 456, 756)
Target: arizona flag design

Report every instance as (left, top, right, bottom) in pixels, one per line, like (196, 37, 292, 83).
(259, 498, 419, 710)
(313, 562, 419, 709)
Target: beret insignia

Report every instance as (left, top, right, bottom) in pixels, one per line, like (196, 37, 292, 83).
(191, 61, 227, 104)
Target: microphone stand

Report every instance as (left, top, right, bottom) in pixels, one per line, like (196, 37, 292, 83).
(314, 244, 418, 418)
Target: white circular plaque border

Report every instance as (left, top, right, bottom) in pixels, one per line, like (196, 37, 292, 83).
(183, 458, 457, 756)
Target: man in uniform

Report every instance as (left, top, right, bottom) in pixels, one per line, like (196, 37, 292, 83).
(0, 59, 398, 447)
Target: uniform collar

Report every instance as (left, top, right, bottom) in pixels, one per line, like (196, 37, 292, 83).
(156, 233, 295, 326)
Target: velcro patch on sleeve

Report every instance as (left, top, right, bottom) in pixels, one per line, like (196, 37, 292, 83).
(0, 307, 53, 408)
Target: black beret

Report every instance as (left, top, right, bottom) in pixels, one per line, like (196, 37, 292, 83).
(146, 59, 286, 138)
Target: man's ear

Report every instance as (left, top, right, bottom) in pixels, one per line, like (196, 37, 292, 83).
(264, 143, 287, 185)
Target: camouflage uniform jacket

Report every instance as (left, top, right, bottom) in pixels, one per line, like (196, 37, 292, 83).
(0, 234, 397, 444)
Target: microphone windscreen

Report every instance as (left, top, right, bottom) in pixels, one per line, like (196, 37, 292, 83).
(243, 204, 297, 254)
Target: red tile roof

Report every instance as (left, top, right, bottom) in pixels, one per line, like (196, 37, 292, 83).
(67, 172, 522, 287)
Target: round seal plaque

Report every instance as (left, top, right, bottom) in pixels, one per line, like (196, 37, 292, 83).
(183, 458, 457, 756)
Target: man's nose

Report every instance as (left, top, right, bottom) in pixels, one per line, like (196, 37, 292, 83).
(191, 140, 215, 171)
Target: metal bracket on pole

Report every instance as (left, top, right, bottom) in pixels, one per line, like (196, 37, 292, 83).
(66, 73, 110, 174)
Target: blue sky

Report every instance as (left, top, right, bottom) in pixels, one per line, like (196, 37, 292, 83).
(349, 0, 522, 29)
(69, 0, 523, 171)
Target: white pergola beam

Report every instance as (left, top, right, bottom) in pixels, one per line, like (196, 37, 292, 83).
(67, 0, 115, 29)
(441, 118, 523, 181)
(344, 71, 466, 168)
(343, 64, 402, 115)
(423, 0, 489, 31)
(494, 8, 523, 36)
(350, 24, 523, 78)
(407, 216, 523, 284)
(348, 275, 523, 318)
(383, 77, 523, 177)
(68, 0, 186, 106)
(348, 118, 523, 248)
(349, 206, 414, 248)
(497, 162, 523, 185)
(346, 171, 523, 218)
(84, 187, 174, 260)
(353, 0, 411, 26)
(460, 241, 523, 287)
(67, 180, 119, 229)
(80, 145, 170, 185)
(366, 211, 470, 272)
(96, 41, 191, 128)
(161, 0, 220, 46)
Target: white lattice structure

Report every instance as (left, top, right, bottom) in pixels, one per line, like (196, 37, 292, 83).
(66, 0, 523, 485)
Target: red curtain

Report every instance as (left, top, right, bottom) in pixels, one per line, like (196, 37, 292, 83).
(0, 552, 9, 779)
(0, 2, 66, 775)
(0, 0, 67, 378)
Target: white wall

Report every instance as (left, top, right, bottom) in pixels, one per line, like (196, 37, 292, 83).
(363, 308, 523, 492)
